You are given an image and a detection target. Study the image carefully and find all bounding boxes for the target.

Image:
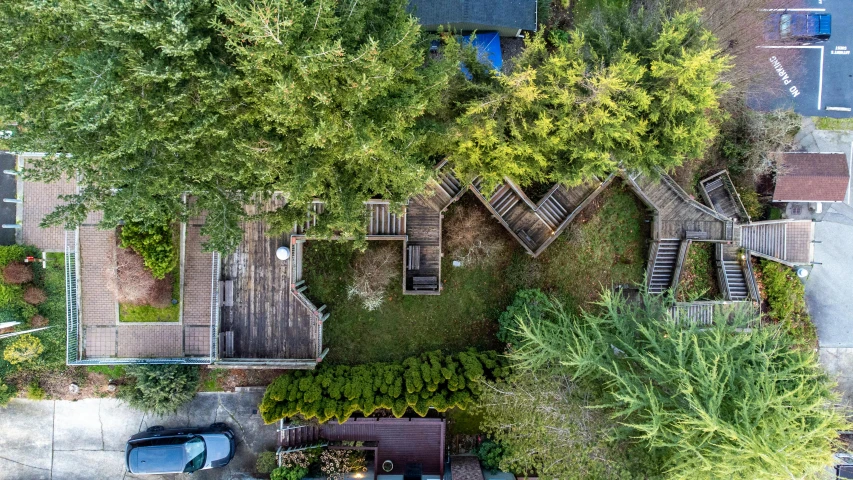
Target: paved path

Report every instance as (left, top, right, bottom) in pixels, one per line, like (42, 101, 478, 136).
(796, 118, 853, 404)
(0, 392, 275, 480)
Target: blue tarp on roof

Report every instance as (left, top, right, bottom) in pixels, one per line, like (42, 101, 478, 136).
(460, 31, 502, 79)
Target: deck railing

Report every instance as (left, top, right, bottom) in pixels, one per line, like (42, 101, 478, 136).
(65, 229, 80, 364)
(290, 236, 327, 360)
(210, 251, 221, 362)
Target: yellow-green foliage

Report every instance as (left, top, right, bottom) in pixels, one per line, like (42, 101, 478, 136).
(3, 334, 44, 365)
(259, 350, 509, 423)
(760, 261, 816, 346)
(119, 222, 177, 279)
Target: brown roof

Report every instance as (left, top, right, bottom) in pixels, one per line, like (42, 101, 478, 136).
(773, 153, 850, 202)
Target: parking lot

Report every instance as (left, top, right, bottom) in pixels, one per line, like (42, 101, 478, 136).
(749, 0, 853, 117)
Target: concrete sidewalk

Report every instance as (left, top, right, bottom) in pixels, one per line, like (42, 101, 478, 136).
(0, 392, 276, 480)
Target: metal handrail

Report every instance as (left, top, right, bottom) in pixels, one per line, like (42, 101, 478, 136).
(65, 229, 80, 364)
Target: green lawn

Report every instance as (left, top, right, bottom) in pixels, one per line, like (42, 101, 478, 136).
(813, 117, 853, 131)
(119, 274, 180, 322)
(304, 183, 649, 365)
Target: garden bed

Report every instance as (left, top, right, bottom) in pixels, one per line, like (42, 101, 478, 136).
(302, 184, 649, 365)
(116, 224, 182, 323)
(676, 243, 721, 302)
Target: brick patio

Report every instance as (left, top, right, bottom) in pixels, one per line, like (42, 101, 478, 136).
(19, 155, 77, 252)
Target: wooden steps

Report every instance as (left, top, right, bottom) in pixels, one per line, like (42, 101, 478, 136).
(648, 239, 680, 294)
(367, 202, 406, 236)
(489, 184, 521, 217)
(537, 195, 569, 230)
(722, 261, 748, 301)
(740, 223, 786, 260)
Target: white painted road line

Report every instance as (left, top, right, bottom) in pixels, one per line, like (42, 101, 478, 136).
(827, 107, 852, 112)
(757, 45, 824, 110)
(759, 8, 827, 11)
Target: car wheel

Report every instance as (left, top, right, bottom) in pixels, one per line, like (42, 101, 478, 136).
(210, 422, 227, 430)
(147, 426, 165, 432)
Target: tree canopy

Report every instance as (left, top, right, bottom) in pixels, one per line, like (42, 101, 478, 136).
(509, 291, 848, 480)
(450, 10, 731, 193)
(0, 0, 457, 251)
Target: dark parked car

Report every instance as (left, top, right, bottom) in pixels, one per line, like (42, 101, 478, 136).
(765, 11, 831, 43)
(125, 423, 236, 475)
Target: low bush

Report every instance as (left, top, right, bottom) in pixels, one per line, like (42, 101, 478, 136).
(23, 286, 47, 305)
(0, 283, 38, 322)
(29, 315, 48, 328)
(256, 451, 278, 475)
(3, 262, 33, 284)
(759, 260, 816, 347)
(347, 244, 398, 311)
(496, 289, 550, 347)
(736, 186, 764, 220)
(105, 245, 173, 307)
(260, 350, 509, 423)
(320, 449, 367, 480)
(3, 334, 44, 365)
(0, 245, 36, 268)
(26, 381, 45, 400)
(119, 365, 200, 415)
(119, 221, 178, 279)
(476, 439, 507, 472)
(0, 380, 15, 406)
(271, 466, 308, 480)
(273, 449, 320, 480)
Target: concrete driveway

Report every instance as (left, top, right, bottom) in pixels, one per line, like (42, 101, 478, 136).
(796, 119, 853, 403)
(0, 391, 276, 480)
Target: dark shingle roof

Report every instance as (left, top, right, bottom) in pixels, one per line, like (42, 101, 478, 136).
(408, 0, 537, 33)
(772, 152, 850, 202)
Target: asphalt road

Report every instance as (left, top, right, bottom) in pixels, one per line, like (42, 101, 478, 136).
(749, 0, 853, 117)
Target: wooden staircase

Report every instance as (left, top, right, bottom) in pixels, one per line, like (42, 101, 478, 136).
(419, 171, 464, 212)
(722, 261, 748, 301)
(367, 202, 406, 236)
(489, 184, 521, 218)
(648, 239, 680, 294)
(292, 202, 325, 235)
(740, 223, 786, 260)
(279, 425, 326, 451)
(537, 194, 570, 230)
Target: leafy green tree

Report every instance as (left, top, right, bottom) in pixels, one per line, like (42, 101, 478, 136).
(450, 10, 730, 193)
(0, 0, 458, 251)
(511, 291, 848, 480)
(119, 365, 200, 415)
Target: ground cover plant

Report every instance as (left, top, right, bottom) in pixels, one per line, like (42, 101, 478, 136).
(259, 349, 509, 423)
(676, 242, 720, 301)
(511, 290, 847, 480)
(304, 187, 648, 365)
(757, 260, 816, 347)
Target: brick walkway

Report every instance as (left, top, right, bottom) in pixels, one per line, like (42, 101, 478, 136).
(20, 155, 77, 251)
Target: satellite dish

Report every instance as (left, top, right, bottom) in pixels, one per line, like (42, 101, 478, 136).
(276, 246, 290, 261)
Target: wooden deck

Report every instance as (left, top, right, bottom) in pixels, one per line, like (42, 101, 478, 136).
(629, 173, 730, 241)
(403, 196, 442, 294)
(699, 171, 750, 223)
(319, 418, 446, 476)
(220, 217, 319, 360)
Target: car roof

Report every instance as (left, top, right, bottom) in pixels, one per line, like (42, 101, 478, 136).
(129, 444, 187, 474)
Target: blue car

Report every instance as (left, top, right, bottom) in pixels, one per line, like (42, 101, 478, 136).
(765, 12, 831, 43)
(125, 423, 236, 475)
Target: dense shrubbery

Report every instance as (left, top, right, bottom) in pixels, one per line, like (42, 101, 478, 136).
(3, 262, 33, 284)
(255, 451, 277, 475)
(119, 222, 178, 279)
(0, 380, 14, 406)
(759, 260, 816, 347)
(272, 448, 321, 480)
(3, 334, 44, 365)
(260, 350, 509, 423)
(119, 365, 200, 415)
(476, 440, 507, 472)
(496, 289, 550, 347)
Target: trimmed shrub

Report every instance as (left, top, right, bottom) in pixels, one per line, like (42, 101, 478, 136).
(497, 289, 550, 346)
(29, 315, 48, 328)
(119, 222, 178, 279)
(260, 349, 509, 423)
(0, 283, 37, 321)
(3, 334, 44, 364)
(271, 466, 308, 480)
(0, 381, 15, 407)
(256, 451, 278, 475)
(119, 365, 200, 415)
(26, 381, 45, 400)
(3, 262, 33, 284)
(23, 286, 47, 305)
(476, 440, 507, 472)
(0, 245, 36, 268)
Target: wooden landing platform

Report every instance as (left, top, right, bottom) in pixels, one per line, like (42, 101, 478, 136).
(404, 196, 442, 293)
(220, 218, 318, 360)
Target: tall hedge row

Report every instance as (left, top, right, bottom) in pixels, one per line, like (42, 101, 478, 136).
(260, 350, 509, 423)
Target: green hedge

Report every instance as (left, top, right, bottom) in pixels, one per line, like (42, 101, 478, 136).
(119, 221, 178, 279)
(260, 349, 509, 423)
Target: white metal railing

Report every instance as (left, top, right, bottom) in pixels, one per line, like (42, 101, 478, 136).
(65, 229, 80, 364)
(210, 251, 221, 362)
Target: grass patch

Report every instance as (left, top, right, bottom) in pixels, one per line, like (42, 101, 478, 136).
(676, 243, 720, 302)
(769, 206, 783, 220)
(86, 365, 126, 378)
(304, 183, 648, 365)
(573, 0, 629, 26)
(813, 117, 853, 131)
(200, 367, 227, 392)
(119, 261, 180, 323)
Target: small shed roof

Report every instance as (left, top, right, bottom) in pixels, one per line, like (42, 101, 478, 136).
(772, 152, 850, 202)
(408, 0, 537, 35)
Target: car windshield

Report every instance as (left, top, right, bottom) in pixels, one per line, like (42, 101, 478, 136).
(183, 437, 206, 473)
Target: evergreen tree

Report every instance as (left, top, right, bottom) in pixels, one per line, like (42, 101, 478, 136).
(510, 291, 848, 480)
(0, 0, 458, 251)
(119, 364, 200, 415)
